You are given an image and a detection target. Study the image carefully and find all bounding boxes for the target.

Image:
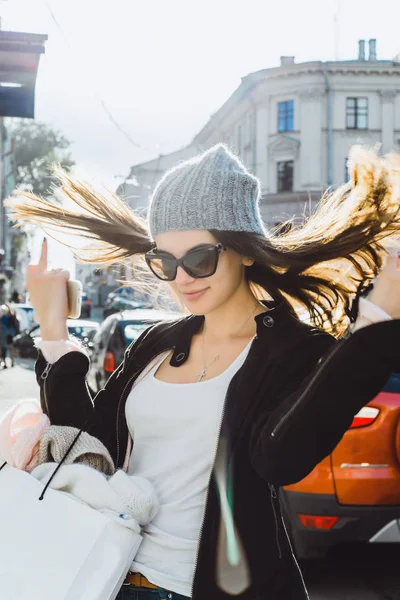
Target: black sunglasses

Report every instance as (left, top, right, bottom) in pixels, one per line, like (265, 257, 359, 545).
(145, 243, 226, 281)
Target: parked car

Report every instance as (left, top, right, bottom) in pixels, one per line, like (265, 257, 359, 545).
(87, 309, 178, 392)
(103, 297, 150, 320)
(281, 371, 400, 558)
(80, 292, 92, 319)
(13, 319, 99, 360)
(103, 286, 179, 319)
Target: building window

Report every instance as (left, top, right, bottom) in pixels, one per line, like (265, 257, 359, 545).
(277, 161, 294, 192)
(346, 97, 368, 129)
(278, 100, 294, 132)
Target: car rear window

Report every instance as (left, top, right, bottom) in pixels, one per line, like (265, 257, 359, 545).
(122, 321, 157, 345)
(382, 372, 400, 394)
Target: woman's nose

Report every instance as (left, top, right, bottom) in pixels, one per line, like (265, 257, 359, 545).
(175, 265, 195, 285)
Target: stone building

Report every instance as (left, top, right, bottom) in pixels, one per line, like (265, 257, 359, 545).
(124, 39, 400, 229)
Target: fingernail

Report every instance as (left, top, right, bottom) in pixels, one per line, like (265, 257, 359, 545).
(43, 237, 47, 243)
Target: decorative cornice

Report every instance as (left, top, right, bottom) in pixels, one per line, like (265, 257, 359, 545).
(300, 182, 323, 190)
(298, 88, 325, 101)
(322, 128, 381, 134)
(380, 89, 398, 101)
(337, 129, 376, 140)
(327, 68, 400, 77)
(268, 134, 300, 158)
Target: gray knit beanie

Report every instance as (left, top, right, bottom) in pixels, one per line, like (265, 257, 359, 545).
(148, 144, 265, 238)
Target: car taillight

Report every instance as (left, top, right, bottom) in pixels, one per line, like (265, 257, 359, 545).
(298, 514, 339, 530)
(350, 406, 379, 429)
(103, 351, 115, 373)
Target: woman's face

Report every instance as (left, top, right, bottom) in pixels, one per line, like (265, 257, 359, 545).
(153, 230, 249, 315)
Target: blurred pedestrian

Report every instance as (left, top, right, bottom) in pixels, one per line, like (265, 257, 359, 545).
(0, 304, 9, 369)
(0, 275, 8, 305)
(6, 145, 400, 600)
(5, 304, 19, 367)
(0, 303, 19, 368)
(11, 289, 22, 304)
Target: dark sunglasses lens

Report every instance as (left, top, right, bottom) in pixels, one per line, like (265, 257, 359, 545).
(183, 246, 218, 278)
(148, 256, 176, 281)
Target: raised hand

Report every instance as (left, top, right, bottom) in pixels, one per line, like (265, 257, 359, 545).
(27, 239, 69, 340)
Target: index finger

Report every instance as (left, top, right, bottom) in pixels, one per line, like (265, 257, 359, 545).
(38, 238, 48, 271)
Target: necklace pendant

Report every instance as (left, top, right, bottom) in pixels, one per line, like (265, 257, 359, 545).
(198, 367, 206, 383)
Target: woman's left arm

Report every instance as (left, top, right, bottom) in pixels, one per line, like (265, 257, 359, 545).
(249, 253, 400, 487)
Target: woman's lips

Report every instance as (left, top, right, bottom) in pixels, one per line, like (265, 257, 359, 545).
(181, 288, 208, 302)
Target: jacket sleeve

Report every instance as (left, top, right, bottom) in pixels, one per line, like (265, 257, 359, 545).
(249, 319, 400, 487)
(35, 325, 154, 454)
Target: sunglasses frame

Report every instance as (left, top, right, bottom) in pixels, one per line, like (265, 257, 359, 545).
(145, 243, 226, 281)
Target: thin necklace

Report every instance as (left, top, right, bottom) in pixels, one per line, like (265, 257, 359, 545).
(197, 302, 260, 383)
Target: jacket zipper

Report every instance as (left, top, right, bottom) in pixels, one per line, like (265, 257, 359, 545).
(268, 483, 282, 559)
(41, 363, 52, 413)
(190, 383, 231, 598)
(270, 339, 344, 441)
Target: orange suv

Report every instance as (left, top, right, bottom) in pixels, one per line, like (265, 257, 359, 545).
(280, 371, 400, 558)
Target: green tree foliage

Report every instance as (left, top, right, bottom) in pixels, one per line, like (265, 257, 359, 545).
(7, 119, 75, 196)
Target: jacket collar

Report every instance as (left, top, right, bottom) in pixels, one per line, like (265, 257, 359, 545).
(169, 298, 297, 367)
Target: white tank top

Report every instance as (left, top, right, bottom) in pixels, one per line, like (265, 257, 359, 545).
(125, 340, 253, 597)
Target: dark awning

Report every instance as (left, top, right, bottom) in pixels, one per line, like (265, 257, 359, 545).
(0, 31, 48, 118)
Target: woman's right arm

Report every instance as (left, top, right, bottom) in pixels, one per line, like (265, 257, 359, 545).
(35, 345, 124, 454)
(27, 239, 131, 455)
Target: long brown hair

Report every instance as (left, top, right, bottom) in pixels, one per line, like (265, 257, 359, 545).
(5, 146, 400, 336)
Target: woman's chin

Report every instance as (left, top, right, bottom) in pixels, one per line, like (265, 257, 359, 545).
(181, 298, 225, 317)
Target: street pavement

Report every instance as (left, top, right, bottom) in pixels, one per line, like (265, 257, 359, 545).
(0, 359, 39, 417)
(0, 360, 399, 599)
(304, 544, 400, 599)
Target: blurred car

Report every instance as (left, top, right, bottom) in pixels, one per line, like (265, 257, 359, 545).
(87, 309, 178, 392)
(103, 296, 150, 320)
(12, 303, 37, 332)
(14, 319, 99, 360)
(281, 371, 400, 558)
(80, 292, 92, 319)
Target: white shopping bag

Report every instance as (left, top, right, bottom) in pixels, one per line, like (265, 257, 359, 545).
(0, 464, 142, 600)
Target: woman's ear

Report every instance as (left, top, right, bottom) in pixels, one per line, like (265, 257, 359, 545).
(242, 257, 254, 267)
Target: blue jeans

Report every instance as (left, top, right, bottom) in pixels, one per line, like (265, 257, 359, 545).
(116, 586, 189, 600)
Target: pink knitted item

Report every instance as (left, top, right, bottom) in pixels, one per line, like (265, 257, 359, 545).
(34, 336, 88, 364)
(0, 401, 50, 472)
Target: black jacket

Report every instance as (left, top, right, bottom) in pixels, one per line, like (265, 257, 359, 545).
(35, 300, 400, 599)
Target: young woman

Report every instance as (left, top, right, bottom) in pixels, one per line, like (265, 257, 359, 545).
(7, 144, 400, 600)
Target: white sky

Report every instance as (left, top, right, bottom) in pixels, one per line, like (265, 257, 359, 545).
(2, 0, 400, 189)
